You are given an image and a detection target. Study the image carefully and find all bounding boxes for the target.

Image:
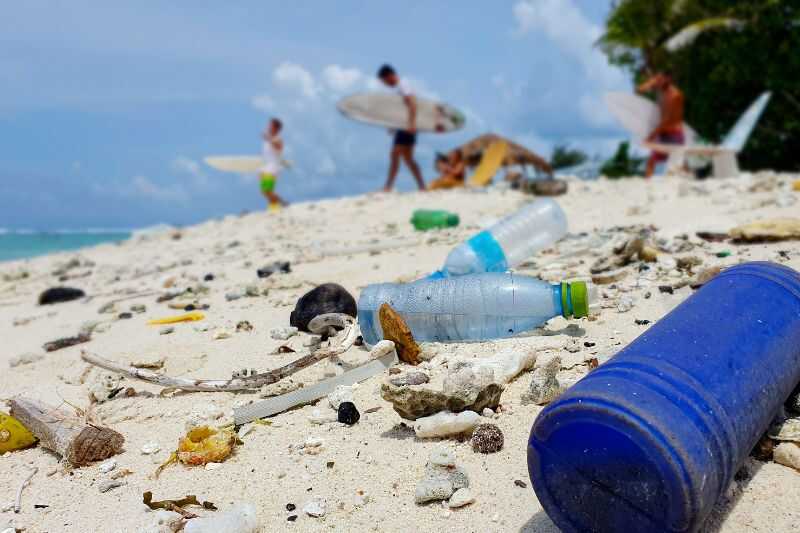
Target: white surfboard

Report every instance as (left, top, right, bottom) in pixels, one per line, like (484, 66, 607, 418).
(337, 92, 465, 133)
(203, 156, 294, 174)
(204, 156, 263, 174)
(605, 92, 697, 143)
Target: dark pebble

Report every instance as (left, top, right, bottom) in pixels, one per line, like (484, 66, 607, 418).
(286, 503, 296, 512)
(38, 287, 85, 305)
(644, 291, 652, 299)
(635, 319, 651, 325)
(583, 341, 596, 348)
(326, 461, 335, 469)
(204, 273, 215, 281)
(290, 283, 357, 332)
(43, 333, 90, 352)
(257, 261, 291, 278)
(287, 515, 298, 522)
(658, 285, 674, 295)
(514, 480, 528, 488)
(337, 402, 361, 425)
(118, 312, 133, 320)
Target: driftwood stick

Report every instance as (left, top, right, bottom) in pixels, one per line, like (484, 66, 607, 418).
(14, 466, 37, 513)
(80, 314, 358, 393)
(9, 398, 124, 467)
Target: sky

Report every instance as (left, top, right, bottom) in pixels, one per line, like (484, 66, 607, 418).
(0, 0, 631, 231)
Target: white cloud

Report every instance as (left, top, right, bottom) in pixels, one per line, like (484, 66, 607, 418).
(251, 93, 275, 112)
(513, 0, 627, 121)
(322, 64, 364, 92)
(273, 61, 320, 100)
(171, 155, 213, 189)
(130, 175, 188, 203)
(315, 154, 337, 175)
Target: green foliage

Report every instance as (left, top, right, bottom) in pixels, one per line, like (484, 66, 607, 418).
(550, 144, 588, 170)
(600, 141, 644, 178)
(600, 0, 800, 171)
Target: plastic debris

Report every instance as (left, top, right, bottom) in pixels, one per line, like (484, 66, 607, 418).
(359, 274, 593, 343)
(410, 209, 459, 231)
(0, 412, 38, 453)
(147, 311, 205, 325)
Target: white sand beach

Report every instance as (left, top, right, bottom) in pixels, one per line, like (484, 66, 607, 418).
(2, 173, 800, 532)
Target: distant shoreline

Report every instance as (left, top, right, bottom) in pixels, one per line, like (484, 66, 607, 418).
(0, 231, 132, 262)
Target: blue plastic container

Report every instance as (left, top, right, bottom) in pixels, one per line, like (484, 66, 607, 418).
(527, 262, 800, 533)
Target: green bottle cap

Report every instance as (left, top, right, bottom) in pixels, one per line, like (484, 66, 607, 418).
(561, 281, 590, 319)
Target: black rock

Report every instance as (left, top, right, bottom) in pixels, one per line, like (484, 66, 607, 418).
(203, 273, 215, 282)
(38, 287, 85, 305)
(287, 515, 298, 522)
(286, 503, 296, 512)
(635, 319, 651, 326)
(118, 312, 133, 320)
(337, 402, 360, 425)
(514, 479, 528, 488)
(290, 283, 357, 332)
(257, 261, 291, 278)
(658, 285, 675, 295)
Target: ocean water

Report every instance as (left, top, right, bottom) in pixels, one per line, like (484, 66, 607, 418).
(0, 231, 131, 262)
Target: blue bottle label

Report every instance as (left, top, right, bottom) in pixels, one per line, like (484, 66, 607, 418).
(467, 231, 508, 272)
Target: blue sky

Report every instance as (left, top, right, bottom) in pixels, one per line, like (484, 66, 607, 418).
(0, 0, 630, 231)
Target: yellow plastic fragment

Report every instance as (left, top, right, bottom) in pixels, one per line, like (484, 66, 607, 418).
(147, 311, 205, 325)
(793, 179, 800, 192)
(0, 412, 38, 453)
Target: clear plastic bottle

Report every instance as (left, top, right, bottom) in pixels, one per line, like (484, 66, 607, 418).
(440, 199, 567, 277)
(358, 272, 593, 345)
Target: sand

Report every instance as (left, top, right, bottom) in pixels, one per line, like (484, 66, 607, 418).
(2, 173, 800, 532)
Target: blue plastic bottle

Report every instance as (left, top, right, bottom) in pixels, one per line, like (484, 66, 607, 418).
(527, 262, 800, 533)
(358, 273, 591, 344)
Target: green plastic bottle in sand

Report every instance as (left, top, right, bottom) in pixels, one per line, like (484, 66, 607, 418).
(411, 209, 460, 231)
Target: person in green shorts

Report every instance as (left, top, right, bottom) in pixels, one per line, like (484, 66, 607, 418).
(260, 118, 287, 209)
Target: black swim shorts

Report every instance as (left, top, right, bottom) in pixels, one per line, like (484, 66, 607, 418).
(393, 130, 417, 147)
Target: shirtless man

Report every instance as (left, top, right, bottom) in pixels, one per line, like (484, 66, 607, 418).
(377, 64, 426, 191)
(638, 72, 685, 178)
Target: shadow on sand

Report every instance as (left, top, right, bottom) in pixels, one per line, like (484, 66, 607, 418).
(517, 458, 766, 533)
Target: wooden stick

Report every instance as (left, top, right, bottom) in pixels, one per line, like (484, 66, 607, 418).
(80, 313, 357, 393)
(9, 398, 124, 467)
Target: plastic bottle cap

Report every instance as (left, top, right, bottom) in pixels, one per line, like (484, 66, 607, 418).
(570, 282, 589, 318)
(447, 214, 460, 226)
(561, 281, 590, 318)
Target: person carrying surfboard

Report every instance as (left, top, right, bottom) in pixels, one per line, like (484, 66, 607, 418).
(260, 118, 287, 209)
(376, 64, 426, 192)
(638, 72, 685, 178)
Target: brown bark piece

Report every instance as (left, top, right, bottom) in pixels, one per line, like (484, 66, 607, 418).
(9, 397, 124, 467)
(378, 303, 421, 365)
